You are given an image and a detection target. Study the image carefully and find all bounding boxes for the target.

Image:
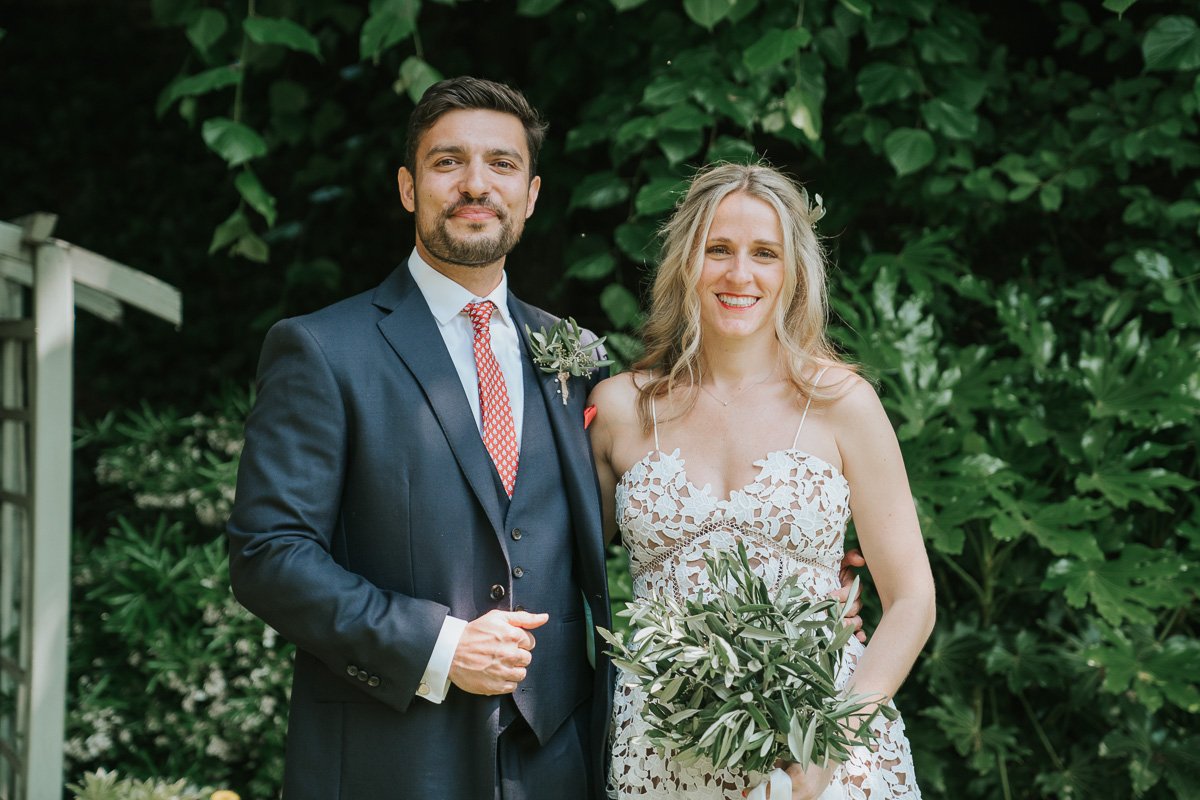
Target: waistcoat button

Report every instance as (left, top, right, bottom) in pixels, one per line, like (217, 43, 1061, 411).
(512, 567, 524, 578)
(511, 528, 522, 540)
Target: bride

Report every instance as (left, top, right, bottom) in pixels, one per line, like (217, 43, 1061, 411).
(588, 163, 936, 800)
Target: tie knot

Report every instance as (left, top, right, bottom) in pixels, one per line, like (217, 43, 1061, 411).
(464, 300, 495, 330)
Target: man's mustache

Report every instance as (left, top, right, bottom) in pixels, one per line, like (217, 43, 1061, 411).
(443, 198, 507, 220)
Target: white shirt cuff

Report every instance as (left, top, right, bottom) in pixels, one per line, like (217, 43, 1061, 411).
(416, 615, 468, 704)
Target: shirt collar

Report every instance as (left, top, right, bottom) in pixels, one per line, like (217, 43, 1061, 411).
(406, 250, 513, 329)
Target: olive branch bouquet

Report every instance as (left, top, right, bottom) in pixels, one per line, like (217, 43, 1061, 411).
(598, 544, 895, 776)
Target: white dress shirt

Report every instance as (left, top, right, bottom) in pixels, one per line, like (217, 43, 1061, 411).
(406, 250, 525, 703)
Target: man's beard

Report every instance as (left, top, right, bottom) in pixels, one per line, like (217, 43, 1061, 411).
(418, 198, 523, 268)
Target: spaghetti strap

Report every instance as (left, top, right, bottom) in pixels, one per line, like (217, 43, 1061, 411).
(792, 366, 830, 448)
(651, 395, 660, 451)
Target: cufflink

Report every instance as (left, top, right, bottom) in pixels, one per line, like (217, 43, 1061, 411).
(417, 681, 430, 696)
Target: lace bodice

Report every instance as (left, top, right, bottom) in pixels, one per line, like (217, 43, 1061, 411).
(608, 379, 921, 799)
(617, 447, 850, 605)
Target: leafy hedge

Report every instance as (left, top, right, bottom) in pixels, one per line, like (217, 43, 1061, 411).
(57, 0, 1200, 798)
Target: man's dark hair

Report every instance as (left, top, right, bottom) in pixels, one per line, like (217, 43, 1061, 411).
(405, 76, 548, 177)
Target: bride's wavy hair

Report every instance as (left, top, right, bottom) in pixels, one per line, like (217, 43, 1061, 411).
(633, 161, 852, 430)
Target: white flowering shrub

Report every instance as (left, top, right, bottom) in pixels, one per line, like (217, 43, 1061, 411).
(67, 768, 217, 799)
(71, 390, 291, 797)
(79, 389, 248, 528)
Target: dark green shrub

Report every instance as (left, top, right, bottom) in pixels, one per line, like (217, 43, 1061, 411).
(69, 396, 289, 797)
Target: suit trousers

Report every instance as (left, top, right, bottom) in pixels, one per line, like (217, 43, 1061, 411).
(496, 698, 592, 800)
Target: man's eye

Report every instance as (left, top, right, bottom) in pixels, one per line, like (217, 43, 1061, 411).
(494, 161, 516, 170)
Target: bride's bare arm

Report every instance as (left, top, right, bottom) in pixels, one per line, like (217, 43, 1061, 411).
(586, 385, 620, 545)
(833, 375, 936, 706)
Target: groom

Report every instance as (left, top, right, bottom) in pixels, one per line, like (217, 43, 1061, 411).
(228, 77, 611, 799)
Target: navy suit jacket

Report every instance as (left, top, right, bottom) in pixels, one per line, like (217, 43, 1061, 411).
(228, 265, 612, 799)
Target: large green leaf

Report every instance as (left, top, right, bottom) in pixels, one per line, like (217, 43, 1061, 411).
(570, 172, 629, 211)
(1102, 0, 1138, 14)
(785, 86, 822, 141)
(683, 0, 735, 30)
(990, 493, 1105, 560)
(642, 74, 691, 108)
(864, 15, 908, 49)
(655, 103, 712, 132)
(201, 117, 268, 167)
(360, 0, 419, 61)
(1044, 546, 1189, 626)
(395, 56, 442, 103)
(919, 98, 979, 140)
(883, 128, 935, 175)
(244, 17, 322, 60)
(855, 62, 921, 107)
(157, 65, 241, 117)
(186, 8, 227, 52)
(208, 209, 252, 254)
(600, 283, 642, 328)
(838, 0, 873, 19)
(1143, 16, 1200, 71)
(742, 28, 811, 73)
(635, 178, 687, 215)
(657, 129, 704, 165)
(614, 220, 660, 263)
(235, 169, 278, 227)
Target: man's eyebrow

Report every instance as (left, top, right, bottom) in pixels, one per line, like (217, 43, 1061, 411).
(423, 144, 525, 165)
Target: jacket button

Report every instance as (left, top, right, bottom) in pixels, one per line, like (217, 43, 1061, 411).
(346, 665, 359, 677)
(515, 604, 526, 612)
(490, 584, 506, 600)
(511, 528, 522, 540)
(367, 676, 380, 688)
(357, 671, 368, 682)
(512, 567, 524, 578)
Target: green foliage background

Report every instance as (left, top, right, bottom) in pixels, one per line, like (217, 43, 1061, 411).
(2, 0, 1197, 797)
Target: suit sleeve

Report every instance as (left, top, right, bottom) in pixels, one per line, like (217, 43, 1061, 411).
(227, 317, 448, 713)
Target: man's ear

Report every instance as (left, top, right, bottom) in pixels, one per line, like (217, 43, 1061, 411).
(525, 174, 541, 220)
(398, 166, 416, 213)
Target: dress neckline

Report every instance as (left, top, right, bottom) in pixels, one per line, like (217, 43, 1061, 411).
(617, 446, 849, 507)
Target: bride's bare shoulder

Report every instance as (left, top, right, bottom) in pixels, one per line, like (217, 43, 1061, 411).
(589, 370, 651, 426)
(820, 367, 888, 425)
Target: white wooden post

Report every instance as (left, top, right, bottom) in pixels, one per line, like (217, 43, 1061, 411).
(26, 241, 71, 799)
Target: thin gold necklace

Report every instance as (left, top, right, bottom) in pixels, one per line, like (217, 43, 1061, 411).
(699, 368, 777, 407)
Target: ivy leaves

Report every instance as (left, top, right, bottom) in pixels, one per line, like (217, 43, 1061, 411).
(1143, 16, 1200, 71)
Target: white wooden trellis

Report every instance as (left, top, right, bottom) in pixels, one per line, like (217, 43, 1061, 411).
(0, 214, 181, 800)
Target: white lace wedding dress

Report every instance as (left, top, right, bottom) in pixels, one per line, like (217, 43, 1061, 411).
(607, 387, 921, 800)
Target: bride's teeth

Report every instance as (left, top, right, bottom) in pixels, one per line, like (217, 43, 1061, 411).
(718, 294, 757, 307)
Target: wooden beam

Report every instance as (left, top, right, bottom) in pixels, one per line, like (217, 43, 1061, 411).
(27, 247, 71, 800)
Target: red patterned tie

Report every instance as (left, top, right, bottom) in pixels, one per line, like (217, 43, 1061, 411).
(464, 301, 519, 497)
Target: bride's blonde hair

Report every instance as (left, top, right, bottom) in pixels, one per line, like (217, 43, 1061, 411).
(633, 161, 852, 430)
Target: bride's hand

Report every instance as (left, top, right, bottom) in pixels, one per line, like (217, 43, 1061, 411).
(781, 760, 835, 800)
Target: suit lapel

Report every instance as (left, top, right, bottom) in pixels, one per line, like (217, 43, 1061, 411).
(373, 268, 505, 534)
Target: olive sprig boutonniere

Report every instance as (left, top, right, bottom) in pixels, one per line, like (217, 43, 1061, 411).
(525, 317, 613, 405)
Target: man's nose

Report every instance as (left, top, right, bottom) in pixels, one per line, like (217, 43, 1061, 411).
(458, 160, 490, 197)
